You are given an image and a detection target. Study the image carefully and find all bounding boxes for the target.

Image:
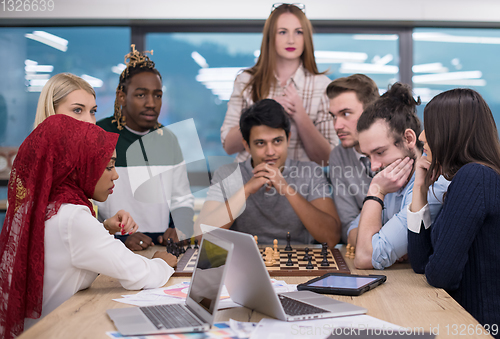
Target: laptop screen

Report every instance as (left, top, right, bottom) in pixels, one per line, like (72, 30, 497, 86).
(187, 238, 229, 315)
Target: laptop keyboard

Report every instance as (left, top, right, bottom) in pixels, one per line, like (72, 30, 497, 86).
(279, 295, 330, 316)
(140, 304, 204, 329)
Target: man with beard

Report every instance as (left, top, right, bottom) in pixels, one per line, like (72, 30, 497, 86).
(348, 83, 449, 269)
(327, 74, 379, 244)
(96, 46, 194, 251)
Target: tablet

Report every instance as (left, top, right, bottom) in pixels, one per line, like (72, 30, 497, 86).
(297, 273, 386, 296)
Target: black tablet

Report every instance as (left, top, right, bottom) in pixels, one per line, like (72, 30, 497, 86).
(297, 273, 386, 296)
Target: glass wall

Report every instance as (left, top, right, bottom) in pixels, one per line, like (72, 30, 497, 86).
(146, 33, 262, 158)
(0, 27, 131, 145)
(314, 33, 399, 91)
(3, 24, 500, 225)
(413, 28, 500, 123)
(0, 27, 130, 227)
(146, 32, 400, 158)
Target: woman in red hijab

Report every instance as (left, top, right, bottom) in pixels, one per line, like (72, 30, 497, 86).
(0, 115, 177, 338)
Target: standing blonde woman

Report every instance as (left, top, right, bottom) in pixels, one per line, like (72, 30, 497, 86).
(32, 72, 138, 236)
(221, 3, 336, 165)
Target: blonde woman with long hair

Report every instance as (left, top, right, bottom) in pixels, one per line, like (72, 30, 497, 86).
(33, 73, 97, 128)
(221, 3, 336, 165)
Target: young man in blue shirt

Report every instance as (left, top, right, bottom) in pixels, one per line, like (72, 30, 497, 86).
(349, 83, 449, 269)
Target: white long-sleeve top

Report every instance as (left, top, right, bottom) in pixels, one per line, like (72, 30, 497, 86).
(25, 204, 174, 328)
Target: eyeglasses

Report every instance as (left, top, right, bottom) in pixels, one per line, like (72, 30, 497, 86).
(271, 3, 306, 14)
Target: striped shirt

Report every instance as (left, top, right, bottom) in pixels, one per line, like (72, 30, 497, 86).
(221, 64, 338, 162)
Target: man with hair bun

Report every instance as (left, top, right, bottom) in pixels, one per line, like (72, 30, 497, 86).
(349, 82, 449, 269)
(327, 74, 379, 244)
(96, 45, 194, 251)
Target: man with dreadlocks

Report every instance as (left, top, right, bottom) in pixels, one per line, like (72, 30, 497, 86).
(96, 45, 194, 251)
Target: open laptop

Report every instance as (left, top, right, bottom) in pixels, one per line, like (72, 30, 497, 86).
(107, 231, 233, 335)
(201, 225, 367, 321)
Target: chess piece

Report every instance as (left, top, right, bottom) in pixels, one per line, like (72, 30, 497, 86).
(178, 242, 186, 254)
(306, 257, 314, 269)
(346, 244, 356, 259)
(284, 232, 292, 251)
(286, 252, 293, 266)
(265, 259, 274, 267)
(194, 239, 199, 249)
(321, 252, 330, 266)
(321, 242, 328, 256)
(302, 247, 310, 261)
(264, 248, 275, 266)
(186, 238, 192, 249)
(254, 235, 258, 245)
(273, 239, 279, 259)
(172, 242, 179, 257)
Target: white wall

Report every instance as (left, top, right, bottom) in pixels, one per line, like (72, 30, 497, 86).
(2, 0, 500, 26)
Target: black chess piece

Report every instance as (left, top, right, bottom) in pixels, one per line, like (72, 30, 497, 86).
(306, 257, 314, 269)
(321, 242, 328, 256)
(302, 247, 310, 261)
(186, 239, 192, 249)
(166, 238, 173, 253)
(284, 232, 292, 251)
(179, 242, 186, 254)
(194, 239, 199, 249)
(286, 253, 293, 266)
(321, 252, 330, 267)
(172, 242, 179, 257)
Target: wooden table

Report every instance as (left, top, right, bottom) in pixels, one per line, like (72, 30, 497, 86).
(18, 245, 492, 339)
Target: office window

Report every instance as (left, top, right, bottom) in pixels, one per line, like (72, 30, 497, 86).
(413, 28, 500, 124)
(0, 27, 130, 229)
(146, 33, 262, 158)
(146, 32, 400, 158)
(0, 27, 130, 147)
(314, 33, 400, 91)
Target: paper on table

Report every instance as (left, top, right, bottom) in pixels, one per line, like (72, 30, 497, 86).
(229, 319, 258, 338)
(106, 321, 246, 338)
(250, 315, 404, 339)
(113, 283, 240, 309)
(113, 279, 293, 308)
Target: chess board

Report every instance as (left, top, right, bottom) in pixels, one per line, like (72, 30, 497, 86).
(173, 247, 199, 277)
(259, 245, 350, 276)
(173, 245, 350, 277)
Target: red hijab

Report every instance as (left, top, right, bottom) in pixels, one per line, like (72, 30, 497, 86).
(0, 114, 119, 338)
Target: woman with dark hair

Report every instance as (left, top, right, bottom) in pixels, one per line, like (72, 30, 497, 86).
(0, 115, 177, 338)
(407, 88, 500, 335)
(221, 3, 335, 165)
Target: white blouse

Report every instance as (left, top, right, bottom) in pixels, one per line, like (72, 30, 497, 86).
(25, 204, 174, 328)
(406, 203, 432, 233)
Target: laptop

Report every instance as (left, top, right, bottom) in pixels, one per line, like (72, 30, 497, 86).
(201, 225, 367, 321)
(107, 231, 233, 335)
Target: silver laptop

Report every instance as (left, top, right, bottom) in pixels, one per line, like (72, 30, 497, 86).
(201, 225, 367, 321)
(107, 231, 233, 335)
